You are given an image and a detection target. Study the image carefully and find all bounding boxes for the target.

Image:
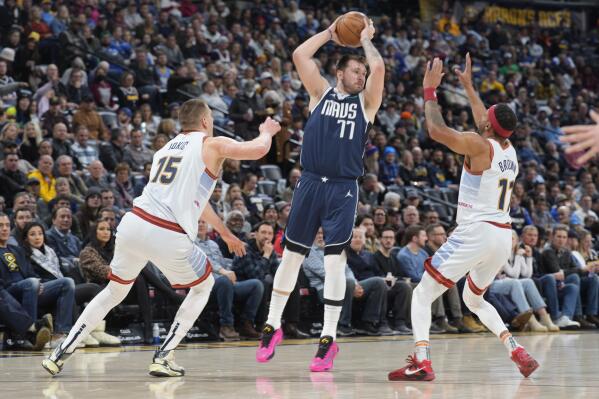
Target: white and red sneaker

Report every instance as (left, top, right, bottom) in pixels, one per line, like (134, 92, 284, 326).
(388, 354, 435, 381)
(511, 347, 539, 377)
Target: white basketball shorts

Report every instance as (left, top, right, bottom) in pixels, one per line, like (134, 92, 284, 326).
(108, 207, 212, 288)
(424, 221, 512, 295)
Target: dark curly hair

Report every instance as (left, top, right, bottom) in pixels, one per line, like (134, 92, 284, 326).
(493, 103, 518, 134)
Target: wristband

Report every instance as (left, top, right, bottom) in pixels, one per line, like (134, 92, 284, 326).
(424, 87, 437, 102)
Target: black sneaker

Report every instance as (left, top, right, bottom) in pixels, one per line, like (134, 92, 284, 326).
(574, 316, 597, 329)
(354, 322, 381, 336)
(394, 321, 412, 335)
(283, 323, 310, 339)
(337, 325, 355, 337)
(429, 321, 446, 334)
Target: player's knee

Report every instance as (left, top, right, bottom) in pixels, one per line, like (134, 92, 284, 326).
(106, 280, 132, 303)
(463, 287, 483, 313)
(412, 284, 428, 303)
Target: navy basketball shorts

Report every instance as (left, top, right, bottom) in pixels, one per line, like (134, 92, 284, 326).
(285, 171, 358, 254)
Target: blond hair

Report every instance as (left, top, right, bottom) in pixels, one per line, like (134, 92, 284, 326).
(178, 99, 210, 130)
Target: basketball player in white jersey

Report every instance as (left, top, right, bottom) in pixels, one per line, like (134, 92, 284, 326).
(389, 55, 539, 381)
(42, 99, 281, 377)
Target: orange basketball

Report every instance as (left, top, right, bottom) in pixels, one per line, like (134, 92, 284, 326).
(335, 11, 367, 47)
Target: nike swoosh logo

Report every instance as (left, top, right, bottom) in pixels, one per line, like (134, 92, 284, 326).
(404, 367, 424, 376)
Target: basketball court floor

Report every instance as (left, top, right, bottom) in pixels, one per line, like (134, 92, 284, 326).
(1, 332, 597, 398)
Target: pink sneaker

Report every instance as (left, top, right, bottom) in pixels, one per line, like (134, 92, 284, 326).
(256, 324, 283, 363)
(309, 336, 339, 372)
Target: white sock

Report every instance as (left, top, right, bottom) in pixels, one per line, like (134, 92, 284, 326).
(58, 281, 132, 354)
(411, 274, 448, 344)
(161, 275, 215, 352)
(415, 341, 431, 362)
(501, 331, 521, 353)
(266, 249, 305, 330)
(322, 304, 342, 339)
(321, 252, 347, 340)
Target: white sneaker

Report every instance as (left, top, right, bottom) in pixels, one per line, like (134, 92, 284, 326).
(91, 331, 121, 346)
(148, 350, 185, 377)
(555, 316, 580, 328)
(90, 320, 122, 346)
(82, 334, 100, 348)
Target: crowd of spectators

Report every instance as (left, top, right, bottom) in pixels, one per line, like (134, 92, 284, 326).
(1, 0, 599, 349)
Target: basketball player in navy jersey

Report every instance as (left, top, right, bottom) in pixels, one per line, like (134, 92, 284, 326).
(256, 16, 384, 372)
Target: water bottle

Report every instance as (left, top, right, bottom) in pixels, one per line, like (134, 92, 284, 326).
(152, 323, 160, 345)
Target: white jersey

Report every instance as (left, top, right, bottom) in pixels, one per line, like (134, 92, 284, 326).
(134, 131, 217, 241)
(456, 139, 519, 225)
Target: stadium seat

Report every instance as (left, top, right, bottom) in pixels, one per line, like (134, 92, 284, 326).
(99, 111, 118, 129)
(260, 165, 283, 182)
(257, 180, 277, 197)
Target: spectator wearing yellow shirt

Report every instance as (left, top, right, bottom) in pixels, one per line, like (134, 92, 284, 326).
(27, 155, 56, 203)
(480, 71, 505, 94)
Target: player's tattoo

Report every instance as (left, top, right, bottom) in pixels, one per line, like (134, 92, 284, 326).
(360, 38, 383, 64)
(425, 101, 447, 130)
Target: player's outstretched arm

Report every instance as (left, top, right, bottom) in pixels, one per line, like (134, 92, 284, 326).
(454, 53, 487, 132)
(292, 19, 341, 103)
(360, 17, 385, 122)
(560, 110, 599, 164)
(424, 58, 488, 157)
(201, 205, 246, 257)
(205, 117, 281, 161)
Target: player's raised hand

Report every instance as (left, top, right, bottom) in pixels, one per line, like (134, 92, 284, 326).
(454, 52, 473, 88)
(423, 58, 445, 89)
(360, 16, 375, 43)
(259, 117, 281, 137)
(560, 110, 599, 164)
(222, 231, 246, 257)
(327, 16, 344, 46)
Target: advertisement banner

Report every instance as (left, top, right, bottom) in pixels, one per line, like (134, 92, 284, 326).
(454, 1, 587, 30)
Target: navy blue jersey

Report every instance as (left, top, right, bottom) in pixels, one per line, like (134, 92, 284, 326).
(300, 88, 371, 179)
